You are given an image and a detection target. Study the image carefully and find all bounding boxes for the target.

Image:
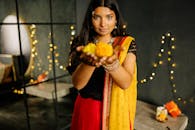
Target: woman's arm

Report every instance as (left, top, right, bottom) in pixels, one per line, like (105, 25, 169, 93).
(72, 63, 96, 90)
(71, 45, 100, 90)
(104, 53, 136, 89)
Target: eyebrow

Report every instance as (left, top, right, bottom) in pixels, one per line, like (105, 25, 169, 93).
(92, 12, 114, 17)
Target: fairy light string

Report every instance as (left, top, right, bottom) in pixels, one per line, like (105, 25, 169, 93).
(10, 0, 77, 95)
(13, 24, 75, 94)
(47, 25, 76, 72)
(29, 24, 75, 79)
(139, 32, 194, 105)
(29, 24, 49, 82)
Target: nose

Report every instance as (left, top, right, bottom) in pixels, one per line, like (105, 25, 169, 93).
(100, 18, 106, 27)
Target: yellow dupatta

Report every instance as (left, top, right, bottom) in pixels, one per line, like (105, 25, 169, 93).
(102, 36, 137, 130)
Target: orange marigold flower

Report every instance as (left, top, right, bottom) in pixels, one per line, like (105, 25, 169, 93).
(82, 43, 96, 54)
(95, 42, 113, 57)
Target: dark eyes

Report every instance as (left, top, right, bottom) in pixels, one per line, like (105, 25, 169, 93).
(92, 15, 113, 20)
(92, 15, 100, 20)
(106, 15, 113, 20)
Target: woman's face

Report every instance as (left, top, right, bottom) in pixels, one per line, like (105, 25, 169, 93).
(92, 7, 116, 37)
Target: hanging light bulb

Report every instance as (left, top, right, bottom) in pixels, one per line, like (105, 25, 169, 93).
(170, 76, 174, 80)
(172, 63, 176, 67)
(170, 70, 174, 74)
(159, 61, 163, 65)
(177, 97, 182, 101)
(158, 53, 162, 57)
(171, 37, 175, 41)
(70, 25, 75, 30)
(166, 32, 171, 37)
(162, 35, 165, 39)
(153, 63, 158, 67)
(71, 30, 76, 36)
(161, 40, 165, 44)
(152, 72, 155, 76)
(171, 45, 176, 50)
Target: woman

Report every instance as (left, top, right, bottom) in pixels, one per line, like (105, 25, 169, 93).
(67, 0, 137, 130)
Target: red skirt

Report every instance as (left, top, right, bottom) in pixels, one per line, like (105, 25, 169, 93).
(70, 95, 102, 130)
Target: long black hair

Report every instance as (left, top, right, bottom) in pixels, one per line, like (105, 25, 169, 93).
(78, 0, 127, 45)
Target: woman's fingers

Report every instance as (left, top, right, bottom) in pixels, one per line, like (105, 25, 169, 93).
(78, 44, 122, 67)
(76, 46, 84, 52)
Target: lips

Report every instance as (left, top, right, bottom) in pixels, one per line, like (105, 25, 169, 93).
(99, 28, 108, 33)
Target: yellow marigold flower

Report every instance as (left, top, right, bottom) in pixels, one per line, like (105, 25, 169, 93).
(95, 42, 113, 57)
(82, 43, 96, 54)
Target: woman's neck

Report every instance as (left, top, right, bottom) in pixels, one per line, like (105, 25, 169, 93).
(94, 35, 114, 44)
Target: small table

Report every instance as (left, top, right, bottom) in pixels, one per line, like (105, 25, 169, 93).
(134, 100, 188, 130)
(26, 82, 73, 100)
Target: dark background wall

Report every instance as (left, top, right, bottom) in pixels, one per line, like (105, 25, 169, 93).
(77, 0, 195, 129)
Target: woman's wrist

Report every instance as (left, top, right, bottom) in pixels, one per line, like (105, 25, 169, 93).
(103, 59, 120, 72)
(80, 59, 96, 66)
(81, 62, 96, 69)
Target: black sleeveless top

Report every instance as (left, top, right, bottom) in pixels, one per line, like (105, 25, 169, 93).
(67, 38, 136, 101)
